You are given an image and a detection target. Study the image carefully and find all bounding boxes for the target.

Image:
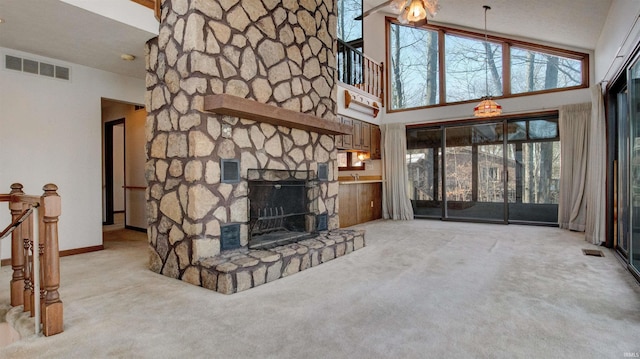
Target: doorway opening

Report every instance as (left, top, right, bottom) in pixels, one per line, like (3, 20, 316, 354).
(104, 118, 125, 230)
(101, 99, 147, 246)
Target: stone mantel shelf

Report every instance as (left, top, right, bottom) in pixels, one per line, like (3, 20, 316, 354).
(204, 94, 352, 136)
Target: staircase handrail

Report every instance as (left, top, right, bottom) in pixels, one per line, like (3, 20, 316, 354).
(0, 183, 63, 337)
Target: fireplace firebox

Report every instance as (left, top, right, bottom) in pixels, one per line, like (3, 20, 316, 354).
(247, 169, 320, 249)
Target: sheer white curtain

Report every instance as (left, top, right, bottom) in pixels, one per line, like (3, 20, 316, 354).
(558, 103, 591, 231)
(585, 84, 606, 244)
(381, 123, 414, 220)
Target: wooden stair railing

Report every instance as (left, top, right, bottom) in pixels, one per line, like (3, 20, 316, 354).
(0, 183, 62, 337)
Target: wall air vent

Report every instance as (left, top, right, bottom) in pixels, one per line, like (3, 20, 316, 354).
(23, 59, 38, 74)
(40, 62, 54, 77)
(221, 159, 241, 183)
(5, 55, 21, 71)
(4, 54, 71, 81)
(55, 66, 69, 80)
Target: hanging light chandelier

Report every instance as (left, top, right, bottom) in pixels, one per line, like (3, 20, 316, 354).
(474, 5, 502, 118)
(393, 0, 439, 24)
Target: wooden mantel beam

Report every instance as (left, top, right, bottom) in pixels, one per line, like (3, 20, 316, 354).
(204, 94, 352, 136)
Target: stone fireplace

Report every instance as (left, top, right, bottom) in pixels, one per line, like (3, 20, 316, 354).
(144, 0, 365, 294)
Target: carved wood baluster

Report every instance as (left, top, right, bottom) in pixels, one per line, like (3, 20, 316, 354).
(41, 184, 63, 336)
(9, 183, 25, 306)
(25, 204, 35, 317)
(23, 237, 32, 313)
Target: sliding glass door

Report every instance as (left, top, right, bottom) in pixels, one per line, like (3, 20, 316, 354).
(628, 60, 640, 274)
(407, 128, 442, 218)
(444, 123, 505, 221)
(407, 115, 560, 225)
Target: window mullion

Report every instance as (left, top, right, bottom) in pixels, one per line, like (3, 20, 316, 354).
(503, 43, 511, 96)
(438, 29, 446, 105)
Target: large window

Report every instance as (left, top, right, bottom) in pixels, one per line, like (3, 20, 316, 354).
(388, 21, 588, 111)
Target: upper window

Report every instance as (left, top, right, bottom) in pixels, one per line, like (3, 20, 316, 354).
(337, 0, 363, 45)
(445, 33, 502, 102)
(387, 21, 588, 111)
(510, 47, 583, 94)
(389, 25, 439, 109)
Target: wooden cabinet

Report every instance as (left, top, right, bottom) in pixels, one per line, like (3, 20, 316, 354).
(338, 184, 358, 227)
(370, 124, 381, 160)
(340, 117, 353, 149)
(338, 182, 382, 228)
(336, 117, 378, 155)
(352, 120, 362, 150)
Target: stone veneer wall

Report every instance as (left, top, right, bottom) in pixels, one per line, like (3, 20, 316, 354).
(145, 0, 340, 286)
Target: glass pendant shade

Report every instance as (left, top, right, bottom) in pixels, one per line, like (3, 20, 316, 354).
(407, 0, 427, 22)
(473, 98, 502, 117)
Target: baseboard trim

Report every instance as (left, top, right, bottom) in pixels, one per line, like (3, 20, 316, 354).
(60, 245, 104, 257)
(1, 245, 104, 267)
(125, 225, 147, 233)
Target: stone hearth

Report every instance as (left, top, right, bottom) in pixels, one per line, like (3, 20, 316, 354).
(144, 0, 365, 293)
(201, 229, 364, 294)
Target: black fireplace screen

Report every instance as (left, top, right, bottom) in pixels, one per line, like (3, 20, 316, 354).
(247, 169, 319, 249)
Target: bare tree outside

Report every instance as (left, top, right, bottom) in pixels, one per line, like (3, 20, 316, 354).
(445, 34, 503, 102)
(511, 48, 581, 94)
(389, 24, 438, 109)
(387, 24, 583, 111)
(337, 0, 362, 43)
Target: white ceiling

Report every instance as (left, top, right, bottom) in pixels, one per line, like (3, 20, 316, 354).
(365, 0, 612, 51)
(0, 0, 156, 79)
(0, 0, 613, 80)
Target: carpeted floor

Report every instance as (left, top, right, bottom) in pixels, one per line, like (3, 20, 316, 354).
(1, 220, 639, 358)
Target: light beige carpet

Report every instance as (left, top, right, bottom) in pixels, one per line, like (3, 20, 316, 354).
(0, 220, 639, 358)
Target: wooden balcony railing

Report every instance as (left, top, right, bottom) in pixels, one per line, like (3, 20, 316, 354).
(0, 183, 63, 337)
(337, 39, 385, 105)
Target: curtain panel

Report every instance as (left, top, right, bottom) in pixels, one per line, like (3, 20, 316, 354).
(558, 102, 591, 232)
(381, 123, 414, 220)
(585, 84, 606, 244)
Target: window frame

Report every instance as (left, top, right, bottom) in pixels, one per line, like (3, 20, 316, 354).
(386, 18, 589, 113)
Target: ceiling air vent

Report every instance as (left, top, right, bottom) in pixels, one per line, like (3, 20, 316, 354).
(4, 54, 71, 81)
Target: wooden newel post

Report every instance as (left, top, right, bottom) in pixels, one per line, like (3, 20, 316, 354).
(9, 183, 25, 307)
(41, 183, 63, 336)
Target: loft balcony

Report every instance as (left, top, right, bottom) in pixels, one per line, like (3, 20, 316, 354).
(337, 39, 384, 118)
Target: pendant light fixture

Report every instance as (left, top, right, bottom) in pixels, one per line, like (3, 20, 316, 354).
(394, 0, 439, 25)
(474, 5, 502, 118)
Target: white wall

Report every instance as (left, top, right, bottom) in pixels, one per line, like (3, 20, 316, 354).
(595, 0, 640, 83)
(384, 88, 591, 125)
(0, 47, 145, 258)
(125, 108, 148, 229)
(60, 0, 158, 34)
